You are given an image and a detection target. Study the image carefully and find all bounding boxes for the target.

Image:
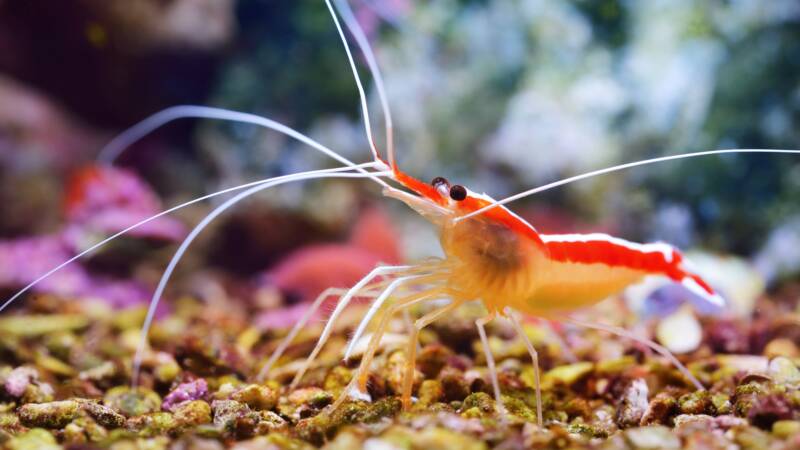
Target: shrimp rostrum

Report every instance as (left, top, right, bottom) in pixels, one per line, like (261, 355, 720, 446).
(4, 0, 800, 432)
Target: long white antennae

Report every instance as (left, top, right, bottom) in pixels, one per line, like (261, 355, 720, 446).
(324, 0, 385, 166)
(131, 165, 389, 385)
(95, 105, 390, 188)
(458, 149, 800, 222)
(332, 0, 395, 167)
(0, 162, 386, 313)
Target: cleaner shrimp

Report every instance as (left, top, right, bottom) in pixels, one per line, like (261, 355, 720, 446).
(3, 0, 800, 430)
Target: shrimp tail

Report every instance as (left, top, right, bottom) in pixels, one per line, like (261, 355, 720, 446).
(673, 258, 726, 309)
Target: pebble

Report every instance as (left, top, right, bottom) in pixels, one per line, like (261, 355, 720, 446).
(80, 400, 126, 428)
(624, 425, 681, 449)
(656, 307, 702, 354)
(439, 367, 470, 402)
(717, 355, 769, 373)
(767, 357, 800, 384)
(641, 392, 677, 425)
(103, 386, 162, 417)
(615, 378, 649, 428)
(764, 338, 800, 359)
(126, 411, 178, 437)
(162, 379, 208, 412)
(288, 387, 333, 408)
(18, 400, 80, 428)
(6, 428, 61, 450)
(541, 362, 593, 388)
(417, 379, 444, 407)
(0, 314, 88, 337)
(173, 400, 212, 426)
(230, 384, 278, 411)
(3, 367, 37, 398)
(772, 420, 800, 439)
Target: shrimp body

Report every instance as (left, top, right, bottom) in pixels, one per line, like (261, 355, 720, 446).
(387, 175, 724, 318)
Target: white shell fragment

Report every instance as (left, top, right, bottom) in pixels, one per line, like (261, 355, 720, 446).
(768, 357, 800, 384)
(656, 306, 702, 354)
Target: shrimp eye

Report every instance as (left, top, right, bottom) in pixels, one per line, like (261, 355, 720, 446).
(449, 184, 467, 201)
(431, 176, 449, 188)
(431, 176, 450, 197)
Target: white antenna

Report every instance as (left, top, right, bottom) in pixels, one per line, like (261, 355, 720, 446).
(324, 0, 386, 168)
(332, 0, 396, 168)
(95, 105, 389, 188)
(458, 149, 800, 222)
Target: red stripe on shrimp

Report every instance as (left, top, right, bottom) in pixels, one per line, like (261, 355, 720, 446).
(541, 233, 680, 273)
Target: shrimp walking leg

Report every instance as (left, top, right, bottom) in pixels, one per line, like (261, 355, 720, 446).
(289, 265, 410, 389)
(353, 287, 449, 390)
(564, 317, 704, 391)
(476, 311, 505, 414)
(402, 309, 414, 340)
(330, 288, 448, 410)
(401, 299, 464, 409)
(506, 308, 543, 427)
(257, 283, 387, 381)
(344, 274, 447, 360)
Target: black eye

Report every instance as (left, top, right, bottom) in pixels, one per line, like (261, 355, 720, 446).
(431, 176, 449, 189)
(449, 184, 467, 201)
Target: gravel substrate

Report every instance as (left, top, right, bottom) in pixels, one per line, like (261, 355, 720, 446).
(1, 292, 799, 449)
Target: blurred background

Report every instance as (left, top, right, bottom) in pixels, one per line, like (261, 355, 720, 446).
(0, 0, 799, 319)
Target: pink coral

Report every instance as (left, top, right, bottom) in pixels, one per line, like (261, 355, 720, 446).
(162, 379, 208, 412)
(64, 165, 185, 241)
(4, 367, 37, 398)
(255, 207, 401, 329)
(0, 164, 185, 308)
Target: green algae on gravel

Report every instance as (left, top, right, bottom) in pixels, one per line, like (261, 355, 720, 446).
(0, 315, 89, 337)
(104, 387, 162, 417)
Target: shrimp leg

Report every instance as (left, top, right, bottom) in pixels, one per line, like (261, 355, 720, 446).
(344, 272, 449, 360)
(563, 317, 704, 391)
(476, 311, 505, 415)
(401, 298, 464, 409)
(290, 264, 433, 389)
(257, 283, 388, 381)
(331, 287, 448, 409)
(353, 287, 449, 390)
(506, 308, 543, 427)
